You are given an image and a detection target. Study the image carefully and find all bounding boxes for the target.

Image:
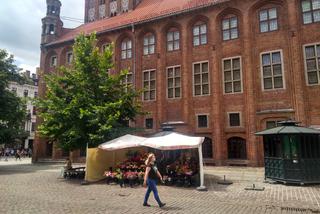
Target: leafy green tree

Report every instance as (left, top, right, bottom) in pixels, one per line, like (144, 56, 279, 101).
(35, 33, 142, 152)
(0, 49, 28, 146)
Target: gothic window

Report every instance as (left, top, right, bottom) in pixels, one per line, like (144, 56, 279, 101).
(121, 39, 132, 59)
(143, 34, 155, 55)
(88, 0, 96, 22)
(167, 28, 180, 51)
(301, 0, 320, 24)
(259, 8, 278, 33)
(49, 24, 55, 35)
(50, 56, 57, 67)
(193, 22, 207, 46)
(66, 52, 73, 65)
(222, 16, 239, 41)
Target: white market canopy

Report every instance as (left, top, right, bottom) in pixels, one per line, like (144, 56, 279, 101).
(97, 132, 207, 191)
(98, 133, 205, 151)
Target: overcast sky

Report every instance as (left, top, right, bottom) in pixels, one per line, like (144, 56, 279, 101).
(0, 0, 84, 74)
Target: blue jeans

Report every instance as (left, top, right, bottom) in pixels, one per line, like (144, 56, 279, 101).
(143, 179, 162, 205)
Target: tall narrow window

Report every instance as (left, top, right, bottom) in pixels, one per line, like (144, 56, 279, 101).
(223, 57, 242, 93)
(302, 0, 320, 24)
(24, 90, 29, 97)
(122, 71, 133, 92)
(261, 51, 284, 90)
(143, 34, 155, 55)
(66, 52, 73, 65)
(145, 118, 153, 129)
(222, 16, 238, 41)
(121, 39, 132, 59)
(259, 8, 278, 33)
(143, 70, 156, 101)
(99, 0, 106, 18)
(50, 56, 57, 67)
(167, 29, 180, 51)
(167, 66, 181, 99)
(193, 23, 207, 46)
(193, 61, 209, 96)
(304, 44, 320, 85)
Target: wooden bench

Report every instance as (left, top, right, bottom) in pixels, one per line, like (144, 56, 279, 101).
(63, 167, 86, 179)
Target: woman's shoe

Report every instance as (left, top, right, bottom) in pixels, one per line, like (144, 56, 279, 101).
(159, 203, 166, 208)
(143, 203, 151, 207)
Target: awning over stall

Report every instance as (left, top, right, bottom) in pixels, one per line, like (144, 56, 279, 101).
(94, 132, 207, 190)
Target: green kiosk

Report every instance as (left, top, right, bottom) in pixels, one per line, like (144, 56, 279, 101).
(256, 121, 320, 185)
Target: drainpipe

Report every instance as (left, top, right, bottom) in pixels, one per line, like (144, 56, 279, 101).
(131, 23, 136, 87)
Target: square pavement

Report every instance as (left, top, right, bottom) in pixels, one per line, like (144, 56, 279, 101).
(1, 159, 320, 214)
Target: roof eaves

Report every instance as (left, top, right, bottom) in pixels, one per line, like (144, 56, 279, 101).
(44, 0, 230, 48)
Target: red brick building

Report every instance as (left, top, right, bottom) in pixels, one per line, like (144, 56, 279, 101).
(34, 0, 320, 166)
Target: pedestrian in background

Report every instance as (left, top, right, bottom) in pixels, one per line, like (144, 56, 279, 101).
(143, 153, 166, 208)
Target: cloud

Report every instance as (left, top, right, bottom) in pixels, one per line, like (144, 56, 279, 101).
(0, 0, 84, 73)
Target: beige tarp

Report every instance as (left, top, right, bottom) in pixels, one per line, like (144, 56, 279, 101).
(85, 147, 145, 182)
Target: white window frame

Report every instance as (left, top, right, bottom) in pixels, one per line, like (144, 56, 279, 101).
(142, 69, 156, 101)
(143, 34, 155, 55)
(260, 49, 286, 91)
(122, 71, 133, 92)
(66, 51, 73, 65)
(259, 7, 278, 33)
(227, 112, 242, 128)
(167, 29, 180, 51)
(193, 23, 208, 46)
(121, 39, 132, 60)
(222, 56, 243, 94)
(166, 65, 182, 99)
(50, 55, 57, 67)
(222, 16, 239, 41)
(192, 60, 210, 97)
(196, 113, 209, 128)
(303, 42, 320, 86)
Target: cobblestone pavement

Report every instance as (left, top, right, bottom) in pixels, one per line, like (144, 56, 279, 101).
(1, 159, 320, 214)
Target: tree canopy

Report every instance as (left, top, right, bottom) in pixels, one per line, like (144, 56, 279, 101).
(0, 49, 27, 146)
(35, 33, 142, 151)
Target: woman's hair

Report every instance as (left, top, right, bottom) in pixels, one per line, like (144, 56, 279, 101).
(145, 153, 155, 166)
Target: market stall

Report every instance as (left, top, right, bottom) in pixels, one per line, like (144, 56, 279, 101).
(84, 133, 206, 190)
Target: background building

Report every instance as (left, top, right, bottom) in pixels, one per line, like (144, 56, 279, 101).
(35, 0, 320, 166)
(9, 70, 38, 149)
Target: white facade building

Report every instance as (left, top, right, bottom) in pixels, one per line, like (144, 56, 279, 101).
(8, 70, 38, 149)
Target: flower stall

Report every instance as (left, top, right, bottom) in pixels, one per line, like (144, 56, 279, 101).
(84, 133, 206, 190)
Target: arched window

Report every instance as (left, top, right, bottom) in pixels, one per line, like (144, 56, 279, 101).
(167, 28, 180, 51)
(121, 38, 132, 59)
(202, 137, 213, 158)
(259, 8, 278, 33)
(227, 137, 247, 159)
(193, 22, 207, 46)
(143, 33, 155, 55)
(49, 24, 55, 35)
(222, 15, 239, 41)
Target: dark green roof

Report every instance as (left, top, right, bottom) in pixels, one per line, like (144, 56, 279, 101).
(255, 126, 320, 136)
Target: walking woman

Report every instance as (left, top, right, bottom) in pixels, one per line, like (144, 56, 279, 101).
(143, 153, 166, 208)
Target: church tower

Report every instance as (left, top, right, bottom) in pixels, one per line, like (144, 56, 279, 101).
(41, 0, 63, 44)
